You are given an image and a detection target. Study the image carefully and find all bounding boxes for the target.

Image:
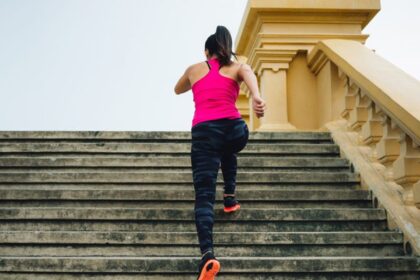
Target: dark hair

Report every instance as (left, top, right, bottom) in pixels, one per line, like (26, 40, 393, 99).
(205, 25, 238, 67)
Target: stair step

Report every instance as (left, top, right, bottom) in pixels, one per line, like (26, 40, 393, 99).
(0, 189, 370, 200)
(0, 142, 340, 155)
(0, 220, 389, 232)
(0, 131, 334, 141)
(0, 231, 402, 245)
(0, 243, 404, 257)
(0, 156, 350, 168)
(0, 171, 360, 183)
(1, 272, 419, 280)
(0, 256, 418, 273)
(0, 208, 386, 221)
(0, 183, 361, 191)
(0, 201, 373, 209)
(0, 189, 372, 208)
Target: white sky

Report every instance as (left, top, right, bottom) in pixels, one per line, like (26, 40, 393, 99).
(1, 0, 419, 131)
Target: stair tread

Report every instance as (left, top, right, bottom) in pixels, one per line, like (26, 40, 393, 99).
(0, 256, 418, 273)
(0, 230, 403, 244)
(0, 131, 333, 140)
(0, 207, 386, 221)
(0, 188, 371, 201)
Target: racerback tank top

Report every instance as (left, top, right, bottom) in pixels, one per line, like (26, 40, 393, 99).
(191, 58, 242, 128)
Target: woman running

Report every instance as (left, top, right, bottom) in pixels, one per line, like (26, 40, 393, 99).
(174, 25, 266, 280)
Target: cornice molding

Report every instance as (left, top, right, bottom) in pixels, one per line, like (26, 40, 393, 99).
(235, 0, 380, 56)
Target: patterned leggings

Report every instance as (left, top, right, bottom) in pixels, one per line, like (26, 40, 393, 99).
(190, 117, 249, 255)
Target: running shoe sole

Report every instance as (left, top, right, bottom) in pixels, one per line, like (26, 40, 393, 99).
(223, 204, 240, 213)
(197, 259, 220, 280)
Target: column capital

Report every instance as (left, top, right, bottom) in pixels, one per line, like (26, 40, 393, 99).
(249, 49, 298, 76)
(257, 62, 289, 76)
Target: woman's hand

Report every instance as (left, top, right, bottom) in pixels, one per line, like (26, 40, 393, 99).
(252, 95, 266, 118)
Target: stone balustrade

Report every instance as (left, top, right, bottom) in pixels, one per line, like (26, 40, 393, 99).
(308, 40, 420, 209)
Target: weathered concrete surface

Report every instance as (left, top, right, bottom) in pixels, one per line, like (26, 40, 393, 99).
(0, 208, 387, 221)
(0, 156, 349, 168)
(0, 171, 359, 183)
(0, 243, 405, 258)
(0, 188, 370, 200)
(0, 256, 419, 273)
(0, 231, 402, 245)
(0, 130, 418, 278)
(0, 142, 340, 154)
(0, 220, 390, 232)
(0, 131, 333, 140)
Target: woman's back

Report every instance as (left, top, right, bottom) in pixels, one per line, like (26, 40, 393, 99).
(189, 59, 242, 86)
(190, 58, 242, 128)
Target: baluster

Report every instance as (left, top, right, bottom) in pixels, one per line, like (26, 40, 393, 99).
(361, 101, 384, 160)
(393, 132, 420, 205)
(340, 78, 358, 120)
(348, 89, 369, 132)
(376, 116, 401, 181)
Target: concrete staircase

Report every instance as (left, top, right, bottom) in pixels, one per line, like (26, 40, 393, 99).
(0, 131, 419, 279)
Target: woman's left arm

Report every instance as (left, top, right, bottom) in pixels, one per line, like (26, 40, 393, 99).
(174, 66, 192, 95)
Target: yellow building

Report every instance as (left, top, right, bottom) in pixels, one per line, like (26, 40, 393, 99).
(236, 0, 420, 256)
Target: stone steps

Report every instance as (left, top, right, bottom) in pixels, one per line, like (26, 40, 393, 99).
(0, 188, 373, 208)
(0, 182, 361, 191)
(0, 188, 370, 200)
(0, 207, 387, 221)
(0, 142, 340, 155)
(0, 256, 418, 275)
(1, 272, 419, 280)
(0, 220, 390, 232)
(0, 243, 404, 257)
(0, 156, 350, 168)
(0, 131, 334, 141)
(0, 130, 418, 278)
(0, 201, 374, 208)
(0, 171, 360, 183)
(0, 230, 403, 246)
(1, 272, 418, 280)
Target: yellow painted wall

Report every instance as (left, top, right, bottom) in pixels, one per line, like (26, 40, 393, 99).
(316, 61, 333, 129)
(287, 52, 317, 130)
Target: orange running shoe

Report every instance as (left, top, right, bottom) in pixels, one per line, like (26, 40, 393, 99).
(223, 195, 240, 213)
(197, 251, 220, 280)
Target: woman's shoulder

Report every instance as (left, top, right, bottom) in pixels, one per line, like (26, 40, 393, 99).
(186, 59, 248, 74)
(185, 61, 207, 74)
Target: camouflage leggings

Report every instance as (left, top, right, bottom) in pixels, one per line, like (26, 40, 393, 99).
(190, 117, 249, 254)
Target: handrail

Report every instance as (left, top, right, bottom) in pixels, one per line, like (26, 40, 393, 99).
(308, 39, 420, 145)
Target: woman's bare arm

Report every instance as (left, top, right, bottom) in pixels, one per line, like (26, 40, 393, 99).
(174, 66, 192, 95)
(238, 63, 267, 118)
(238, 64, 260, 98)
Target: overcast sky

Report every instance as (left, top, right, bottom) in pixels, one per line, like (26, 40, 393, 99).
(1, 0, 419, 131)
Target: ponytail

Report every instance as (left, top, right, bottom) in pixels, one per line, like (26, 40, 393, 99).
(205, 25, 238, 68)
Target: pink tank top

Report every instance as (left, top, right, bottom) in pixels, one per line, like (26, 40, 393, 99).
(191, 58, 242, 128)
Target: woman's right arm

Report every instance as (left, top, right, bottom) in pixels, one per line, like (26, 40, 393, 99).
(238, 64, 266, 118)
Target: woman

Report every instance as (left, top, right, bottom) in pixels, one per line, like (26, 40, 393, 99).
(174, 25, 266, 280)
